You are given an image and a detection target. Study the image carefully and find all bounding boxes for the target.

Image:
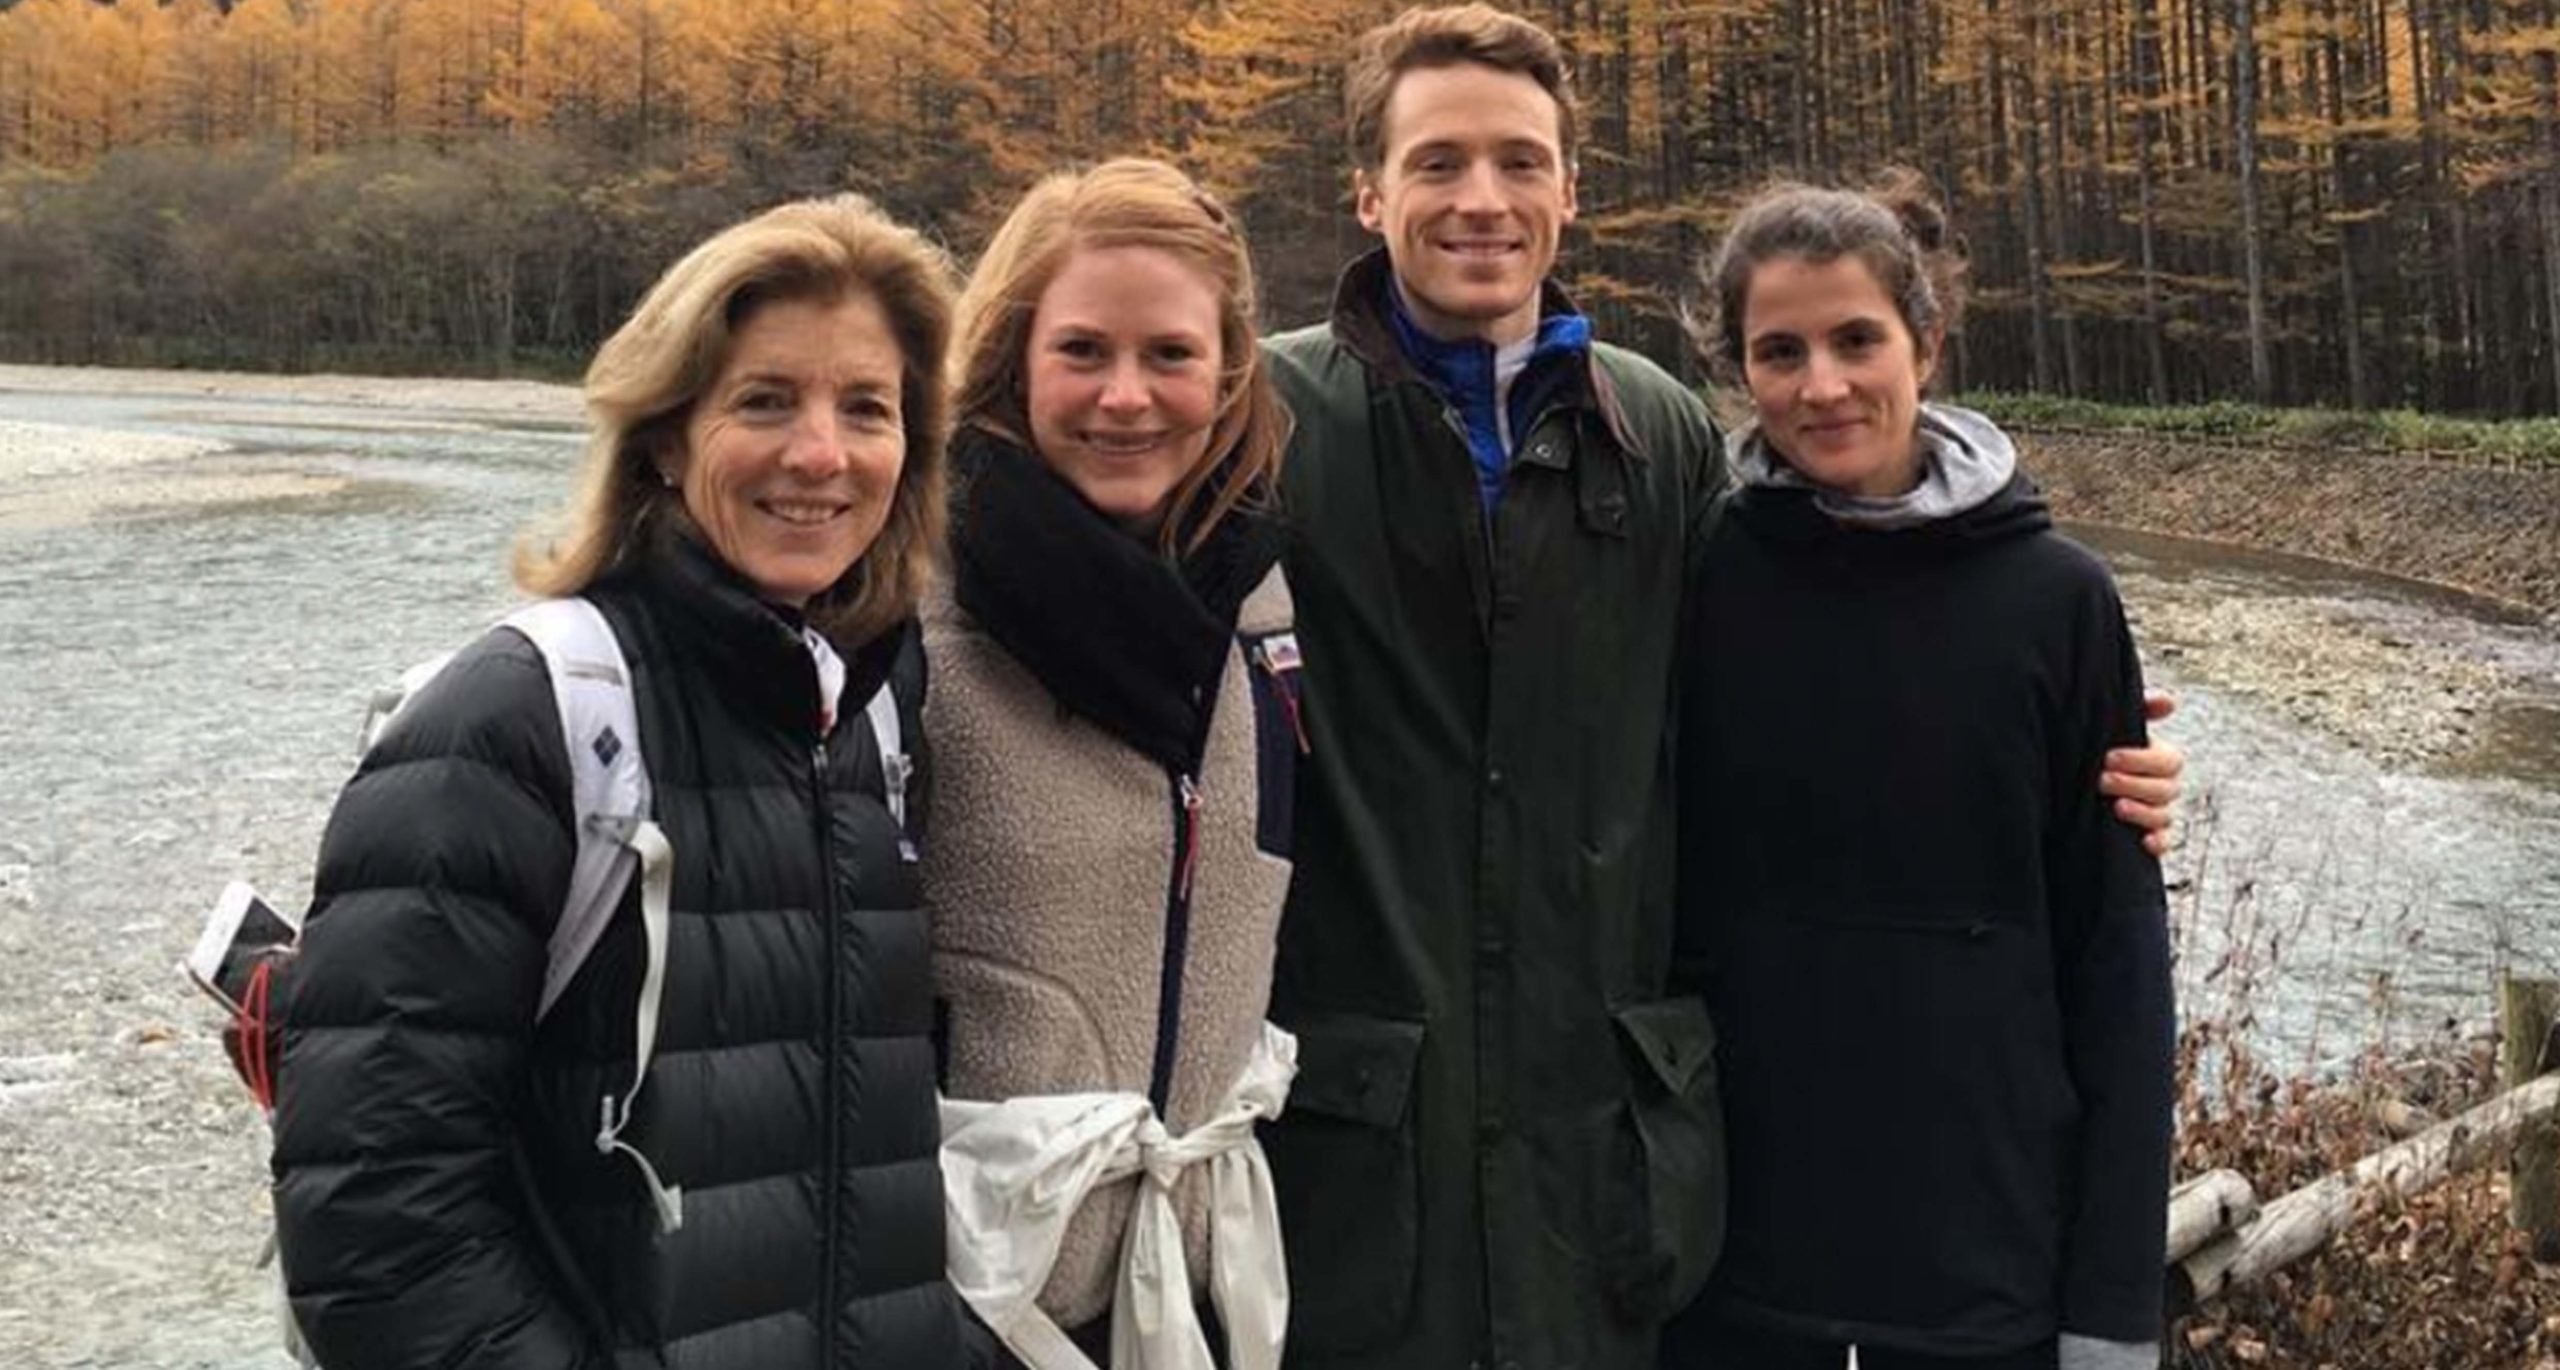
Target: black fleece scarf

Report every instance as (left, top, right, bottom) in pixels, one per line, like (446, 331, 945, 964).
(947, 427, 1284, 774)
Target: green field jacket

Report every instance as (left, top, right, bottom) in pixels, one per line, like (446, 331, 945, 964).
(1262, 251, 1731, 1370)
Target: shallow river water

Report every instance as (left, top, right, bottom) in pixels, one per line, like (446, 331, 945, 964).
(0, 377, 2553, 1365)
(2078, 527, 2560, 1074)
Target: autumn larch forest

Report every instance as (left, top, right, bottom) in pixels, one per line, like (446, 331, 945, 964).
(2, 0, 2558, 417)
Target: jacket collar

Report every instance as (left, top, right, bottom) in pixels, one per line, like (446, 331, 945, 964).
(616, 518, 902, 738)
(1322, 247, 1650, 463)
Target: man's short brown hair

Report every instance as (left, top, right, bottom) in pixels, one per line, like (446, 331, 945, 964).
(1345, 4, 1579, 170)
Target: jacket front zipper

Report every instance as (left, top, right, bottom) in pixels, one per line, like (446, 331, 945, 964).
(809, 737, 841, 1370)
(1145, 771, 1205, 1115)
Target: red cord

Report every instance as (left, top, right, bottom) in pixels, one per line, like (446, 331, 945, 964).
(1263, 655, 1311, 754)
(1278, 680, 1310, 754)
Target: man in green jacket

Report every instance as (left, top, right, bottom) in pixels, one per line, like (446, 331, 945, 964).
(1258, 7, 2182, 1369)
(1259, 10, 1726, 1369)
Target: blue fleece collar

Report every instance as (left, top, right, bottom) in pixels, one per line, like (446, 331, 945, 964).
(1383, 281, 1592, 513)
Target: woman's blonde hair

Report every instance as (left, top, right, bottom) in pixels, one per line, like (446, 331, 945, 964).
(951, 158, 1287, 557)
(517, 193, 958, 648)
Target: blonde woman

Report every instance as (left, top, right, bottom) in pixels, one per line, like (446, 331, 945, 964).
(926, 159, 1299, 1370)
(273, 195, 979, 1369)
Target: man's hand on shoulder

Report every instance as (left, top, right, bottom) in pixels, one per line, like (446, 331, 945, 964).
(2103, 690, 2185, 858)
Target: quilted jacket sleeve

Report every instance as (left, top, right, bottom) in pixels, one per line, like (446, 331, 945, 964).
(271, 629, 607, 1370)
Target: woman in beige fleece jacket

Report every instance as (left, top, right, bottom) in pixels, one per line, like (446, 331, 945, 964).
(925, 158, 1303, 1370)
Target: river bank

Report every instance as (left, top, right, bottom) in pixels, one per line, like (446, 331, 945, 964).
(0, 362, 581, 423)
(2091, 537, 2543, 775)
(0, 364, 579, 534)
(2020, 430, 2560, 619)
(2019, 431, 2560, 774)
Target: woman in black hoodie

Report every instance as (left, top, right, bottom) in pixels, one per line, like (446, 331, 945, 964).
(1664, 175, 2174, 1370)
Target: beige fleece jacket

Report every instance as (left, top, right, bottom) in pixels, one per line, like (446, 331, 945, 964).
(922, 567, 1295, 1331)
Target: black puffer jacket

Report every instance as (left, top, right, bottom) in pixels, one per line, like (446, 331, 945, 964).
(272, 529, 972, 1370)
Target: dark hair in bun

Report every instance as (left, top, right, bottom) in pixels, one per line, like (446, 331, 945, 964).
(1689, 168, 1970, 389)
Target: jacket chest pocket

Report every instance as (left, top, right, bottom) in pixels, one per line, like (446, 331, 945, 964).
(1242, 630, 1308, 859)
(1571, 429, 1632, 540)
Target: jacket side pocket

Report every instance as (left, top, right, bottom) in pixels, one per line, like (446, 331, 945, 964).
(1610, 996, 1726, 1321)
(1261, 1012, 1424, 1355)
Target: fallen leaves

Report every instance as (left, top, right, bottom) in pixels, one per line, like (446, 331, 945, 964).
(2172, 1031, 2560, 1368)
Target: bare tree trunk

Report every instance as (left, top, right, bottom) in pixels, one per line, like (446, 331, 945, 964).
(2045, 2, 2084, 395)
(2133, 0, 2173, 400)
(1987, 0, 2051, 391)
(2541, 17, 2560, 412)
(1788, 0, 1811, 168)
(2233, 0, 2273, 402)
(2411, 0, 2464, 408)
(1890, 0, 1921, 150)
(2325, 0, 2369, 408)
(2195, 0, 2221, 171)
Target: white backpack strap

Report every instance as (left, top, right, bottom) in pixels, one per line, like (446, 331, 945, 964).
(863, 684, 910, 834)
(502, 597, 683, 1234)
(359, 651, 461, 756)
(594, 818, 681, 1233)
(504, 599, 653, 1019)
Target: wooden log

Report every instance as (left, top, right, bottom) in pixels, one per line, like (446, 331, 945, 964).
(2500, 975, 2560, 1261)
(2175, 1072, 2560, 1305)
(2166, 1169, 2260, 1264)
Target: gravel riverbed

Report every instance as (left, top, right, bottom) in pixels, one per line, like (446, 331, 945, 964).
(2122, 578, 2527, 771)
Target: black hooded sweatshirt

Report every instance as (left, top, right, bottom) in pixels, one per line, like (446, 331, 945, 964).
(1673, 473, 2173, 1355)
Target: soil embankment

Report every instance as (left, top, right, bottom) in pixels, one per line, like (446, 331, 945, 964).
(2017, 432, 2560, 619)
